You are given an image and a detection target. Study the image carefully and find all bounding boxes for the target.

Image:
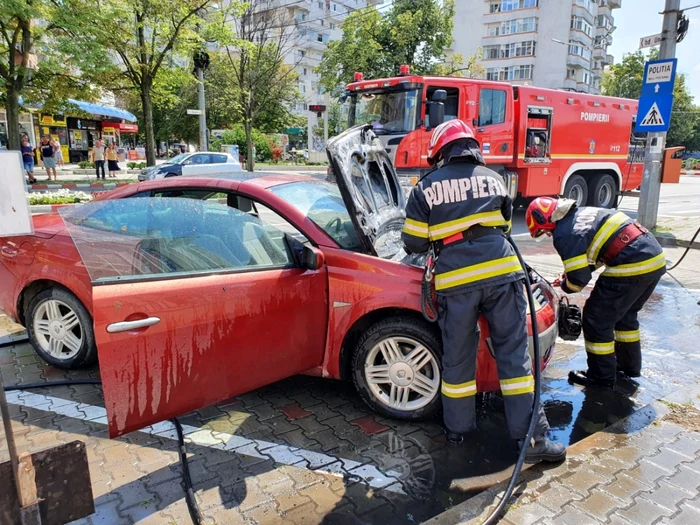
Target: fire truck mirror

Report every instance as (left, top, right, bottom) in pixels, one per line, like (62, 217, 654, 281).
(428, 90, 447, 129)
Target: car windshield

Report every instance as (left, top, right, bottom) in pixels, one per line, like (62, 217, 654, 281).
(165, 153, 190, 165)
(346, 88, 420, 134)
(270, 181, 362, 251)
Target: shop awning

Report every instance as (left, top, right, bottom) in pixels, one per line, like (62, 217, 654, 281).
(18, 97, 137, 123)
(68, 99, 137, 122)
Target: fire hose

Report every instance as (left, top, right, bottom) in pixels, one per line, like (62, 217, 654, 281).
(419, 236, 546, 524)
(3, 380, 205, 525)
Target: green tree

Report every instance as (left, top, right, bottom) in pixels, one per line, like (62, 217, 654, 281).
(87, 0, 212, 165)
(0, 0, 105, 150)
(318, 0, 457, 93)
(601, 48, 700, 148)
(434, 51, 485, 79)
(223, 0, 301, 171)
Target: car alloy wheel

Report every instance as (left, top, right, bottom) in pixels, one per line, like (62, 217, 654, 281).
(32, 299, 84, 360)
(364, 336, 440, 411)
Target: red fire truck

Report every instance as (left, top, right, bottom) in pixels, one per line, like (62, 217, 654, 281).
(337, 66, 645, 208)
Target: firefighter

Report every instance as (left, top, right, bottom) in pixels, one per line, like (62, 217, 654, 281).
(525, 197, 666, 388)
(402, 120, 565, 463)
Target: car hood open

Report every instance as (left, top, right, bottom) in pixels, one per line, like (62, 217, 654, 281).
(326, 125, 407, 258)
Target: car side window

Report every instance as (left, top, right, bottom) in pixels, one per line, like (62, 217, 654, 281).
(213, 154, 228, 163)
(479, 89, 507, 126)
(61, 195, 303, 283)
(193, 154, 211, 164)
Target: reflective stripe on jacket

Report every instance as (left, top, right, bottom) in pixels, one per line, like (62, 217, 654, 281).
(401, 160, 523, 295)
(553, 206, 666, 291)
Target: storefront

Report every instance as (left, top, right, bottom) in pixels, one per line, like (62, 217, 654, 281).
(37, 114, 69, 163)
(0, 110, 37, 148)
(67, 118, 101, 163)
(102, 122, 140, 161)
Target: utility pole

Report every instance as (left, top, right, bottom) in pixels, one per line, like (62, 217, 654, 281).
(637, 0, 680, 228)
(198, 67, 207, 151)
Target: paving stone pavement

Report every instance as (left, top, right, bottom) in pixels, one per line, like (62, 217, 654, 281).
(427, 382, 700, 525)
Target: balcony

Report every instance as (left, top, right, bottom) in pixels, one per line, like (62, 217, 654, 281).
(593, 47, 607, 60)
(576, 82, 591, 93)
(563, 78, 577, 90)
(606, 53, 614, 64)
(567, 53, 590, 69)
(608, 0, 621, 8)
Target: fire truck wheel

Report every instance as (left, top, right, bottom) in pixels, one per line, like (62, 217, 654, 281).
(563, 175, 588, 207)
(589, 173, 617, 209)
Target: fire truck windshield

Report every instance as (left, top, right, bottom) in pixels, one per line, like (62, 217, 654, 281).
(345, 88, 420, 134)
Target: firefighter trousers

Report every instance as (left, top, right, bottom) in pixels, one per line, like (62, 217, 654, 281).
(582, 273, 663, 383)
(437, 280, 550, 439)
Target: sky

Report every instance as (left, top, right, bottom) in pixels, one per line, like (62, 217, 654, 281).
(608, 0, 700, 101)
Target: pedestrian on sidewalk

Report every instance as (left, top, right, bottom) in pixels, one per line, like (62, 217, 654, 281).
(51, 137, 64, 168)
(526, 198, 666, 389)
(92, 139, 106, 180)
(106, 142, 121, 178)
(21, 136, 37, 184)
(39, 135, 58, 181)
(179, 139, 187, 154)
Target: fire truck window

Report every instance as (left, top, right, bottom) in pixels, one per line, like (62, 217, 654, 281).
(426, 87, 459, 127)
(479, 89, 506, 126)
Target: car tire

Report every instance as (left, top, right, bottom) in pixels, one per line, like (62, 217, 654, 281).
(26, 287, 97, 370)
(352, 317, 442, 421)
(563, 174, 588, 207)
(588, 173, 618, 208)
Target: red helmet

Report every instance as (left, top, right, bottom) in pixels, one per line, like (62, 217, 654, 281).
(427, 120, 477, 166)
(526, 197, 559, 238)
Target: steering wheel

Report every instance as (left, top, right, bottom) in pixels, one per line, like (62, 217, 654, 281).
(324, 216, 343, 233)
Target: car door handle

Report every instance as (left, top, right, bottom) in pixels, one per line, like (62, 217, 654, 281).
(1, 246, 18, 258)
(106, 317, 161, 333)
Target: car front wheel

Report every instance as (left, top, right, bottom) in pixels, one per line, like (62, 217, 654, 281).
(352, 317, 442, 420)
(26, 287, 97, 370)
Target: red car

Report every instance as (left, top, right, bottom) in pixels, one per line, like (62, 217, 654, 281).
(0, 127, 558, 438)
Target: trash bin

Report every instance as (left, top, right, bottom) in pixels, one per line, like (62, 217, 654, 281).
(661, 146, 685, 184)
(221, 144, 239, 158)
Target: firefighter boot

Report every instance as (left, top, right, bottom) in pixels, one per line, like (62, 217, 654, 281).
(568, 369, 615, 389)
(518, 436, 567, 464)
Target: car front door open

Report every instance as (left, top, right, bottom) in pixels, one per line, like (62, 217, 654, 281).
(59, 197, 328, 437)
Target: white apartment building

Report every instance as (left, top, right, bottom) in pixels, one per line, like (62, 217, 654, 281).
(449, 0, 621, 95)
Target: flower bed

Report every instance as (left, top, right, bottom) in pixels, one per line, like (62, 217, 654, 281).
(27, 189, 93, 205)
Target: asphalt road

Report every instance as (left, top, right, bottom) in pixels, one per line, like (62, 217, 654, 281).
(618, 176, 700, 220)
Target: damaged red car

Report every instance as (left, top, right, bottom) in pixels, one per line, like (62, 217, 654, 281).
(0, 127, 558, 437)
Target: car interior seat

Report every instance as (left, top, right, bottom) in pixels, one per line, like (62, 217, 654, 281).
(242, 222, 288, 266)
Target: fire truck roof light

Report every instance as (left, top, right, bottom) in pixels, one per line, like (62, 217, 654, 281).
(399, 64, 410, 76)
(536, 95, 546, 101)
(354, 72, 364, 81)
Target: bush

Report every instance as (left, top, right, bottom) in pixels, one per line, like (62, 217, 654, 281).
(271, 147, 284, 163)
(219, 124, 272, 163)
(210, 138, 222, 152)
(27, 189, 93, 205)
(78, 161, 95, 169)
(127, 162, 147, 169)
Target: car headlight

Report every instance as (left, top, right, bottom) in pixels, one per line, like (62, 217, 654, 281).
(149, 169, 167, 180)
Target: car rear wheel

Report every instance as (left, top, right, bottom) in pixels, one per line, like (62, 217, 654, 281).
(26, 287, 96, 370)
(352, 317, 442, 420)
(588, 173, 618, 208)
(563, 174, 588, 207)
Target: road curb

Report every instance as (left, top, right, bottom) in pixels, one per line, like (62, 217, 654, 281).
(28, 182, 133, 192)
(655, 234, 700, 251)
(29, 203, 80, 215)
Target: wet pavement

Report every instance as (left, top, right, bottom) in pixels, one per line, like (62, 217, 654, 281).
(1, 239, 699, 524)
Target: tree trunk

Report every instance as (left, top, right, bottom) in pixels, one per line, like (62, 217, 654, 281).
(245, 117, 254, 172)
(140, 80, 157, 166)
(6, 85, 21, 151)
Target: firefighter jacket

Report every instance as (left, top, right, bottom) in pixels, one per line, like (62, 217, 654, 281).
(401, 159, 523, 295)
(553, 206, 666, 293)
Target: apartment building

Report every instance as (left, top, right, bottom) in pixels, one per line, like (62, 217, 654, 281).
(449, 0, 621, 94)
(271, 0, 383, 117)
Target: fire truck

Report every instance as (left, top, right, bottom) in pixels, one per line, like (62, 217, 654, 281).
(337, 65, 645, 208)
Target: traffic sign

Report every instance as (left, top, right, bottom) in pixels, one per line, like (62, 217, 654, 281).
(639, 33, 662, 49)
(641, 58, 677, 97)
(187, 109, 203, 115)
(635, 94, 674, 133)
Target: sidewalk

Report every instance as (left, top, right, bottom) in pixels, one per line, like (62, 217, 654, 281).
(428, 382, 700, 525)
(654, 217, 700, 251)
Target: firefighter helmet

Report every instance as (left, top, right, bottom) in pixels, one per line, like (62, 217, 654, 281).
(526, 197, 559, 238)
(427, 120, 478, 166)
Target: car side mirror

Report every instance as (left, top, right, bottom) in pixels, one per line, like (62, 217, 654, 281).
(427, 90, 446, 130)
(302, 245, 325, 271)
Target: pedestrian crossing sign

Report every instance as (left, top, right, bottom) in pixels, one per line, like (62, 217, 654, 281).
(635, 94, 674, 133)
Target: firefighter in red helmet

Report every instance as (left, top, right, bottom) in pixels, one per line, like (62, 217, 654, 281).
(525, 197, 666, 388)
(402, 120, 565, 463)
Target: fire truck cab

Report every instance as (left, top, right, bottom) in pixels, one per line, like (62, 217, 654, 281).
(338, 68, 645, 208)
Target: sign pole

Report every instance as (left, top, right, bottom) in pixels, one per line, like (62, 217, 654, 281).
(637, 0, 680, 228)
